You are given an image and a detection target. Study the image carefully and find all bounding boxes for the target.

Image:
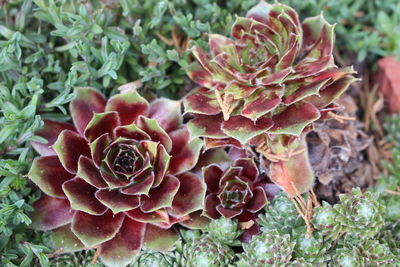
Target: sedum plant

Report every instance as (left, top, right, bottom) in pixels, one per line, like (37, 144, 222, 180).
(183, 0, 357, 197)
(27, 87, 206, 266)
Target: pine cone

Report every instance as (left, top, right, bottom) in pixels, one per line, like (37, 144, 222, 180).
(237, 230, 295, 267)
(205, 217, 242, 246)
(182, 235, 235, 267)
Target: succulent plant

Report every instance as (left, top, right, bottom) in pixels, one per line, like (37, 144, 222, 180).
(331, 248, 361, 267)
(184, 0, 357, 197)
(237, 230, 295, 267)
(181, 235, 236, 267)
(205, 217, 243, 246)
(313, 188, 385, 240)
(290, 226, 331, 265)
(258, 192, 304, 235)
(356, 239, 397, 266)
(335, 188, 385, 238)
(132, 250, 175, 267)
(28, 87, 206, 266)
(202, 158, 269, 241)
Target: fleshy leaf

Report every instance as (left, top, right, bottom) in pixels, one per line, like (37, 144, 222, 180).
(115, 123, 150, 140)
(204, 194, 221, 220)
(245, 187, 267, 212)
(241, 90, 282, 120)
(121, 169, 154, 195)
(70, 87, 106, 135)
(143, 224, 179, 252)
(84, 112, 121, 142)
(99, 217, 146, 267)
(148, 98, 182, 132)
(304, 76, 358, 109)
(31, 195, 74, 230)
(28, 156, 74, 198)
(269, 102, 320, 136)
(203, 164, 224, 194)
(168, 172, 206, 217)
(222, 115, 273, 144)
(140, 175, 180, 212)
(179, 211, 211, 229)
(153, 145, 171, 188)
(76, 156, 107, 188)
(51, 225, 85, 253)
(125, 208, 169, 224)
(53, 130, 91, 174)
(90, 133, 111, 167)
(31, 120, 76, 156)
(183, 87, 220, 115)
(216, 205, 243, 219)
(71, 210, 124, 247)
(95, 189, 140, 214)
(233, 158, 259, 181)
(187, 114, 227, 140)
(105, 90, 149, 126)
(186, 61, 216, 88)
(62, 177, 108, 215)
(269, 137, 315, 197)
(168, 127, 203, 175)
(246, 0, 272, 24)
(138, 116, 172, 153)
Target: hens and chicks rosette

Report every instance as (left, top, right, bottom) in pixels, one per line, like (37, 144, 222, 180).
(28, 87, 205, 266)
(27, 1, 356, 266)
(184, 1, 356, 197)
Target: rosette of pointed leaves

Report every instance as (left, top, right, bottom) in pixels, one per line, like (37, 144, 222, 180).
(133, 250, 175, 267)
(313, 188, 385, 240)
(184, 1, 356, 147)
(290, 226, 331, 265)
(356, 239, 397, 266)
(202, 158, 268, 240)
(237, 230, 295, 267)
(181, 235, 235, 267)
(258, 192, 304, 235)
(28, 87, 205, 267)
(205, 217, 242, 246)
(331, 248, 361, 267)
(335, 188, 385, 238)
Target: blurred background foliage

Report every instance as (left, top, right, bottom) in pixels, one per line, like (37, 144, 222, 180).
(0, 0, 399, 265)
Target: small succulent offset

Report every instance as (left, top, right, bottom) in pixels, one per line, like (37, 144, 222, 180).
(28, 87, 206, 266)
(313, 188, 385, 239)
(184, 0, 357, 197)
(237, 230, 295, 267)
(202, 158, 269, 241)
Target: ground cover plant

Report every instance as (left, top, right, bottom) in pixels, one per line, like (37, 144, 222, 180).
(0, 0, 399, 266)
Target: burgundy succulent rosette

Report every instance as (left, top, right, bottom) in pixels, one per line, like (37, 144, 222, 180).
(28, 87, 206, 266)
(202, 158, 273, 241)
(184, 1, 356, 147)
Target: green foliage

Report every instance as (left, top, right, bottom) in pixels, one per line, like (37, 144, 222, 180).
(204, 217, 242, 246)
(1, 1, 400, 266)
(280, 0, 400, 63)
(375, 115, 400, 222)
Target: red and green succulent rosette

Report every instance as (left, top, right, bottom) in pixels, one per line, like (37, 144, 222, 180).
(203, 158, 275, 241)
(184, 1, 356, 197)
(28, 87, 205, 266)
